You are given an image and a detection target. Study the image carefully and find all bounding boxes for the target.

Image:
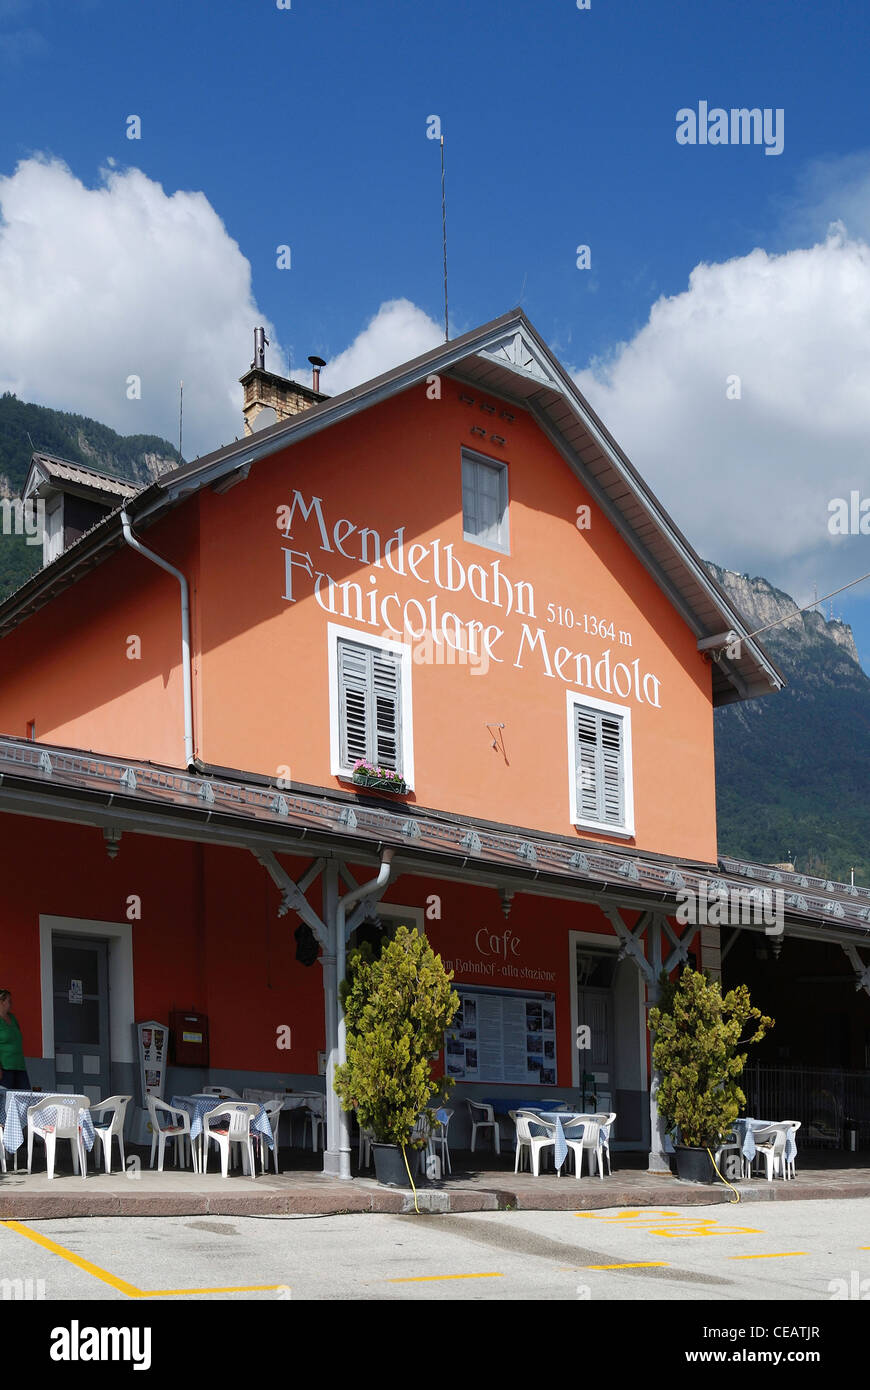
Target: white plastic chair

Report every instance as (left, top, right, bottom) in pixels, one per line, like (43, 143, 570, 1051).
(590, 1111, 616, 1175)
(201, 1086, 241, 1099)
(713, 1130, 743, 1181)
(91, 1095, 131, 1175)
(203, 1101, 260, 1179)
(429, 1108, 453, 1175)
(781, 1121, 801, 1179)
(304, 1107, 325, 1151)
(563, 1115, 606, 1179)
(27, 1094, 90, 1180)
(467, 1100, 500, 1155)
(513, 1111, 556, 1176)
(358, 1124, 374, 1170)
(147, 1097, 192, 1172)
(258, 1098, 283, 1175)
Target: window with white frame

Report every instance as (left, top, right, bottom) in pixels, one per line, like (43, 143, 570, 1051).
(567, 691, 634, 837)
(461, 449, 509, 553)
(328, 624, 414, 784)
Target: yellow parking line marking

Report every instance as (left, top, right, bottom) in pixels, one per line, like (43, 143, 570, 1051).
(2, 1221, 284, 1298)
(574, 1211, 762, 1237)
(586, 1261, 669, 1270)
(137, 1285, 285, 1297)
(388, 1272, 503, 1283)
(3, 1220, 141, 1297)
(729, 1252, 808, 1261)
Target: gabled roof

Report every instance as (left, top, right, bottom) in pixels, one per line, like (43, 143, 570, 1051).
(23, 453, 137, 504)
(0, 309, 783, 705)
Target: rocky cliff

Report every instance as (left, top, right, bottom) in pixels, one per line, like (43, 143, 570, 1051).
(709, 563, 870, 885)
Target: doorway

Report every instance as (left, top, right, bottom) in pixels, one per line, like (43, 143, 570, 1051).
(51, 936, 111, 1103)
(575, 946, 616, 1103)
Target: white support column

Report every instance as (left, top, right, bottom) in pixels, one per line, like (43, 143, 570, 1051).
(646, 914, 670, 1174)
(321, 863, 342, 1178)
(331, 851, 395, 1180)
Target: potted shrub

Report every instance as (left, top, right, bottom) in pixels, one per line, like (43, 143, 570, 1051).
(648, 967, 772, 1184)
(334, 925, 459, 1187)
(351, 758, 408, 794)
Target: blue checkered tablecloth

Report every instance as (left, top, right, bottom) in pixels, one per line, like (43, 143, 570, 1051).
(170, 1095, 273, 1148)
(0, 1090, 95, 1154)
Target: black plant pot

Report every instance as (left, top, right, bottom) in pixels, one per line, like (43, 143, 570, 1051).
(372, 1143, 420, 1188)
(674, 1145, 716, 1184)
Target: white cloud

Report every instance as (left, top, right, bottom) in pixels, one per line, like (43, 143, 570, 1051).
(572, 226, 870, 611)
(0, 159, 444, 462)
(319, 299, 443, 396)
(0, 156, 278, 458)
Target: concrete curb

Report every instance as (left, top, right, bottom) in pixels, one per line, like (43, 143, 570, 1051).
(3, 1176, 870, 1219)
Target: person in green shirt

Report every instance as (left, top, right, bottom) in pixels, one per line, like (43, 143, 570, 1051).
(0, 988, 30, 1090)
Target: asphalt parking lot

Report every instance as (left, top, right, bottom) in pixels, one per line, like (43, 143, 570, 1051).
(2, 1197, 869, 1302)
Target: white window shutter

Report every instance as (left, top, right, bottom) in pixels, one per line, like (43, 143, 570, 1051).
(337, 639, 403, 775)
(575, 705, 625, 827)
(599, 715, 624, 826)
(371, 648, 401, 772)
(338, 642, 369, 767)
(575, 707, 600, 819)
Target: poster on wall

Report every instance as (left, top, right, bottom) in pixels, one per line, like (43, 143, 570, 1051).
(136, 1019, 168, 1106)
(445, 986, 557, 1084)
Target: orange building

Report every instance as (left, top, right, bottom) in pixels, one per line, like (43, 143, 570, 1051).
(1, 310, 865, 1173)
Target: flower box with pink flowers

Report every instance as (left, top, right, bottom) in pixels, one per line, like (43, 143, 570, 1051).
(351, 759, 408, 794)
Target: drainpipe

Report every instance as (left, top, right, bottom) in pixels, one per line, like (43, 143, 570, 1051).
(119, 509, 195, 769)
(333, 848, 394, 1180)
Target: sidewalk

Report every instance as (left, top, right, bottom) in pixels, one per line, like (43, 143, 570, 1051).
(3, 1148, 870, 1218)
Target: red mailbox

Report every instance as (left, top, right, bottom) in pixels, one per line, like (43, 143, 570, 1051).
(170, 1010, 209, 1067)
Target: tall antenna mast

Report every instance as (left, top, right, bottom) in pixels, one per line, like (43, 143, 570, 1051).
(440, 134, 449, 342)
(178, 381, 184, 464)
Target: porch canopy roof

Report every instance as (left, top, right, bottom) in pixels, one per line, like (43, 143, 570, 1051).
(0, 308, 782, 708)
(1, 734, 867, 950)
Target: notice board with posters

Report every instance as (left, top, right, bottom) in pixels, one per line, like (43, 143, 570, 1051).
(445, 986, 557, 1085)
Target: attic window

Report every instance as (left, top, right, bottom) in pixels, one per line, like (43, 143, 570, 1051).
(461, 449, 509, 554)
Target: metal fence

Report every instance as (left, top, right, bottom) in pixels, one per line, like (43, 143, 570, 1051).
(742, 1063, 870, 1149)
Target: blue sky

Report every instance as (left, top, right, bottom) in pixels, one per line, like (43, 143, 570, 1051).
(1, 0, 869, 663)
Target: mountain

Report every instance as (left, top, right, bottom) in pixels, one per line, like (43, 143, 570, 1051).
(0, 392, 179, 599)
(709, 563, 870, 885)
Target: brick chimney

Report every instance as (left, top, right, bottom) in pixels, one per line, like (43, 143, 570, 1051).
(240, 327, 328, 435)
